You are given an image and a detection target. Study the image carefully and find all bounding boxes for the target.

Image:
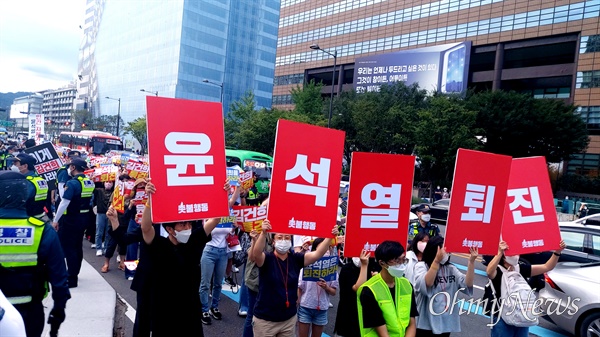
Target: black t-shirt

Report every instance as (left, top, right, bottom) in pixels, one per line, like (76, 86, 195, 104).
(360, 281, 419, 329)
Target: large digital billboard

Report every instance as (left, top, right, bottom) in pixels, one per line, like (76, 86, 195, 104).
(10, 103, 29, 119)
(353, 41, 471, 94)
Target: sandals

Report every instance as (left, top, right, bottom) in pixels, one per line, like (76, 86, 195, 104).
(118, 264, 125, 271)
(101, 265, 109, 273)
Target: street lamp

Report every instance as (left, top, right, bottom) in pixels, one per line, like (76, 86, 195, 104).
(140, 89, 158, 96)
(105, 96, 121, 137)
(202, 79, 224, 104)
(309, 43, 337, 128)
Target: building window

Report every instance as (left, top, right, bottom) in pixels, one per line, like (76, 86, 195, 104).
(576, 70, 600, 88)
(274, 73, 304, 86)
(575, 106, 600, 135)
(272, 94, 293, 105)
(580, 35, 600, 54)
(566, 153, 600, 177)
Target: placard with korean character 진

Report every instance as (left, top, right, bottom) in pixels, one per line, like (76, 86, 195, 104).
(501, 156, 562, 255)
(344, 152, 415, 257)
(267, 120, 345, 238)
(445, 149, 512, 255)
(146, 97, 229, 223)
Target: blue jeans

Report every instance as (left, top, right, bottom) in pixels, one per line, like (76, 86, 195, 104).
(242, 289, 258, 337)
(200, 245, 228, 313)
(125, 219, 139, 279)
(238, 262, 249, 312)
(95, 213, 109, 252)
(491, 317, 529, 337)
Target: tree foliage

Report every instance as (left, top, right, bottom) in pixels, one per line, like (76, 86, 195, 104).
(290, 79, 325, 120)
(123, 117, 147, 154)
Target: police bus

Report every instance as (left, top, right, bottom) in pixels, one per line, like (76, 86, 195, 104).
(57, 130, 123, 155)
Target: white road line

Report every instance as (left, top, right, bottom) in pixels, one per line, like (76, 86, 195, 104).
(117, 293, 136, 323)
(473, 284, 484, 291)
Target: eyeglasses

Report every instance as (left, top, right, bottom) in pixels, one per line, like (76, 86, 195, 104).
(387, 257, 408, 266)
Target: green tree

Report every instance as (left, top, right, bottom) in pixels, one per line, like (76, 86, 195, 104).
(225, 91, 257, 147)
(92, 115, 123, 135)
(291, 79, 325, 120)
(72, 109, 93, 131)
(123, 117, 147, 154)
(466, 90, 589, 162)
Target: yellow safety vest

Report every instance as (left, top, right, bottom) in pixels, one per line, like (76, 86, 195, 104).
(357, 273, 412, 337)
(0, 217, 46, 305)
(26, 175, 49, 217)
(64, 176, 95, 215)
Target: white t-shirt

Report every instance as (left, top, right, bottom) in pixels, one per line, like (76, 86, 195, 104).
(207, 227, 232, 248)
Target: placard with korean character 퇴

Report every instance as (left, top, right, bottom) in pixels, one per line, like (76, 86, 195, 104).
(445, 149, 512, 255)
(267, 120, 345, 238)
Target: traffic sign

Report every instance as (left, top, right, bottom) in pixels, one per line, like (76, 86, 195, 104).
(0, 120, 15, 127)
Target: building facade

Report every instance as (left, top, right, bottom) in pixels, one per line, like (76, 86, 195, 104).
(273, 0, 600, 177)
(78, 0, 280, 129)
(42, 84, 77, 136)
(10, 93, 44, 132)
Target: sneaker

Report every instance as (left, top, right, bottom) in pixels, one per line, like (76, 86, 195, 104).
(96, 250, 103, 257)
(232, 266, 239, 273)
(127, 276, 134, 281)
(91, 244, 96, 249)
(225, 277, 236, 287)
(116, 255, 121, 263)
(210, 308, 222, 320)
(329, 302, 334, 308)
(201, 312, 212, 325)
(238, 310, 247, 317)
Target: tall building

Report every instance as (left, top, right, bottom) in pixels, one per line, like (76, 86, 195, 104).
(43, 84, 77, 136)
(273, 0, 600, 177)
(10, 93, 44, 131)
(78, 0, 280, 129)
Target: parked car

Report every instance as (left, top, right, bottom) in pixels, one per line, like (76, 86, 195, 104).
(539, 261, 600, 337)
(410, 198, 450, 224)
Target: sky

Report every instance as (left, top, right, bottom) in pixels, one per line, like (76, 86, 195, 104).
(0, 0, 85, 93)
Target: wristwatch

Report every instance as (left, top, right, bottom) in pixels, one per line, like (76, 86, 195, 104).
(553, 252, 562, 256)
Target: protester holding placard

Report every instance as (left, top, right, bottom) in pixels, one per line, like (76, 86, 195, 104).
(251, 219, 339, 337)
(414, 236, 478, 336)
(124, 179, 147, 280)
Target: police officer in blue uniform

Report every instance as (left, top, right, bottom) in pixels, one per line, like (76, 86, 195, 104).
(408, 204, 440, 242)
(55, 150, 81, 204)
(12, 154, 50, 220)
(52, 158, 95, 288)
(0, 171, 70, 337)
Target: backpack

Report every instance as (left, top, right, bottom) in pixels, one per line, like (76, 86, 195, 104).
(492, 265, 539, 327)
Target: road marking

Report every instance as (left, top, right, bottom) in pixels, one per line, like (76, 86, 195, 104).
(117, 293, 136, 323)
(451, 262, 488, 277)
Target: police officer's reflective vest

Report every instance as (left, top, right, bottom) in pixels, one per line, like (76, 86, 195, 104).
(64, 176, 94, 215)
(25, 175, 48, 217)
(0, 217, 47, 305)
(357, 273, 412, 337)
(248, 189, 257, 200)
(0, 151, 5, 170)
(411, 222, 438, 238)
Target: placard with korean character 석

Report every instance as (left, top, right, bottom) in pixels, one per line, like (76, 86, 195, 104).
(146, 97, 229, 223)
(344, 152, 415, 257)
(501, 156, 562, 255)
(267, 120, 345, 238)
(445, 149, 512, 255)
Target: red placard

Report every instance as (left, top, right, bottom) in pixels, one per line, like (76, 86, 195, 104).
(267, 120, 345, 238)
(445, 149, 512, 255)
(146, 97, 229, 223)
(232, 205, 267, 233)
(501, 157, 561, 255)
(344, 152, 415, 257)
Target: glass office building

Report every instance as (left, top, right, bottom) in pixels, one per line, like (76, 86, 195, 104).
(79, 0, 280, 126)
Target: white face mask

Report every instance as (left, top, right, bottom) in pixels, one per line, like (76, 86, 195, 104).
(352, 257, 361, 267)
(10, 165, 20, 172)
(275, 239, 292, 254)
(505, 255, 519, 266)
(440, 253, 450, 265)
(174, 229, 192, 244)
(68, 168, 74, 177)
(417, 241, 427, 253)
(387, 264, 407, 278)
(421, 214, 431, 222)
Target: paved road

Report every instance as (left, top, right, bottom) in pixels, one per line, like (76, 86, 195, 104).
(81, 239, 574, 337)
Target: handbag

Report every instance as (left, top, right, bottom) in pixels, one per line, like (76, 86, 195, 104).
(226, 232, 240, 248)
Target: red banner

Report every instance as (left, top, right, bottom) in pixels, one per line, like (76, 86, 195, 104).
(125, 159, 150, 180)
(111, 179, 135, 213)
(344, 152, 415, 257)
(146, 97, 229, 223)
(267, 120, 345, 238)
(232, 205, 267, 233)
(445, 149, 512, 255)
(86, 165, 119, 183)
(501, 157, 562, 255)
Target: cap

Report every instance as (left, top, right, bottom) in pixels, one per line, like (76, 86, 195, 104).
(416, 204, 431, 213)
(67, 150, 81, 158)
(70, 158, 89, 170)
(14, 153, 37, 166)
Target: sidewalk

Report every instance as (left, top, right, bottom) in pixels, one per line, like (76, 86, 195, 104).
(42, 259, 116, 336)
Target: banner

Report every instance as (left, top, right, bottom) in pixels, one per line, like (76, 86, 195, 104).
(87, 165, 119, 183)
(267, 120, 345, 238)
(344, 152, 416, 257)
(146, 97, 229, 222)
(501, 157, 562, 255)
(227, 167, 240, 186)
(27, 114, 44, 144)
(125, 159, 150, 180)
(111, 178, 135, 213)
(24, 143, 64, 184)
(239, 170, 254, 189)
(232, 205, 267, 232)
(445, 149, 512, 255)
(302, 255, 338, 282)
(131, 189, 149, 224)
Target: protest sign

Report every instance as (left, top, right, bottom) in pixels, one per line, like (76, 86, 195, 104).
(445, 149, 512, 255)
(344, 152, 416, 257)
(268, 120, 345, 238)
(501, 157, 562, 255)
(146, 96, 229, 222)
(302, 255, 338, 282)
(239, 170, 254, 189)
(232, 205, 267, 232)
(87, 164, 119, 183)
(227, 167, 240, 186)
(125, 159, 150, 180)
(131, 189, 149, 224)
(24, 143, 64, 184)
(28, 114, 44, 144)
(111, 178, 135, 213)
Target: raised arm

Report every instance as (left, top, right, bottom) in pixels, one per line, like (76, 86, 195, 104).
(465, 247, 478, 288)
(304, 225, 339, 266)
(425, 246, 445, 287)
(531, 240, 566, 277)
(352, 249, 370, 292)
(251, 220, 270, 267)
(228, 185, 242, 208)
(486, 241, 508, 280)
(141, 180, 156, 245)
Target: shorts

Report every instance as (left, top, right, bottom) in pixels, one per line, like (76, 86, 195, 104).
(297, 306, 328, 326)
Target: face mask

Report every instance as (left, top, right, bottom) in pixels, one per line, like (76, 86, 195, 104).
(421, 214, 431, 222)
(10, 165, 20, 172)
(274, 239, 292, 254)
(417, 241, 427, 253)
(68, 168, 74, 177)
(440, 253, 450, 265)
(505, 255, 519, 266)
(104, 182, 113, 190)
(387, 264, 407, 278)
(174, 229, 192, 244)
(352, 257, 361, 267)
